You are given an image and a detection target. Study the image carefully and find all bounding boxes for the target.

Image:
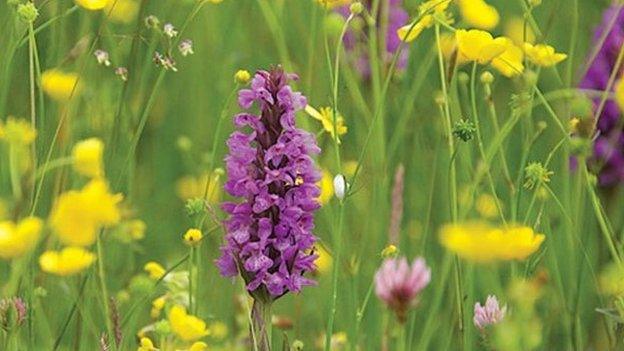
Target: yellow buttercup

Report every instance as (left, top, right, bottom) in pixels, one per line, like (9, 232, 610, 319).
(439, 221, 545, 262)
(455, 29, 506, 65)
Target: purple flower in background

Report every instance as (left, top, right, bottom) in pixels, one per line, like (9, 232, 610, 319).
(216, 67, 321, 301)
(473, 295, 506, 331)
(374, 256, 431, 323)
(336, 0, 409, 77)
(580, 5, 624, 186)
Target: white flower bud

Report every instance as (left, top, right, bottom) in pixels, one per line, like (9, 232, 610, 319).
(333, 174, 347, 200)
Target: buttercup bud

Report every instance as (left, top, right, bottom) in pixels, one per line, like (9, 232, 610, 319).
(453, 119, 477, 142)
(480, 71, 494, 84)
(350, 2, 363, 15)
(234, 70, 251, 84)
(17, 2, 38, 22)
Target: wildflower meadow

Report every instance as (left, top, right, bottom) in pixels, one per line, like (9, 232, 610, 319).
(2, 0, 624, 349)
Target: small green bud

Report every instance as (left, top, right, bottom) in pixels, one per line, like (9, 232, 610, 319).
(452, 119, 477, 142)
(480, 71, 494, 84)
(434, 91, 446, 106)
(154, 320, 171, 336)
(351, 16, 365, 31)
(524, 69, 538, 87)
(144, 15, 160, 29)
(350, 2, 363, 15)
(17, 2, 38, 23)
(176, 135, 192, 151)
(536, 121, 547, 131)
(324, 13, 346, 37)
(524, 162, 553, 190)
(185, 197, 205, 217)
(529, 0, 542, 7)
(569, 137, 591, 157)
(128, 274, 153, 295)
(291, 340, 305, 351)
(116, 290, 130, 304)
(457, 71, 470, 84)
(33, 286, 47, 298)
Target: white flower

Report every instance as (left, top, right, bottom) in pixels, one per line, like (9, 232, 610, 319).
(115, 67, 128, 81)
(163, 23, 178, 38)
(178, 39, 194, 57)
(94, 49, 111, 66)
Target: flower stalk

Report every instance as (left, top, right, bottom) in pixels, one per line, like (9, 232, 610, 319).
(251, 300, 272, 351)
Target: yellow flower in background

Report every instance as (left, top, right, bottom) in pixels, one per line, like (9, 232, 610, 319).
(168, 305, 209, 341)
(316, 331, 348, 349)
(455, 29, 506, 64)
(144, 261, 166, 280)
(381, 244, 398, 258)
(342, 160, 358, 178)
(523, 43, 567, 67)
(475, 194, 499, 219)
(397, 0, 451, 43)
(127, 219, 147, 240)
(434, 33, 469, 66)
(616, 80, 624, 111)
(439, 222, 545, 262)
(72, 138, 105, 178)
(491, 37, 524, 77)
(505, 17, 535, 45)
(314, 244, 332, 274)
(150, 295, 166, 318)
(138, 337, 157, 351)
(39, 247, 96, 276)
(397, 19, 433, 43)
(105, 0, 139, 23)
(176, 171, 222, 203)
(41, 69, 81, 101)
(0, 117, 36, 146)
(458, 0, 500, 30)
(316, 0, 350, 9)
(318, 169, 334, 205)
(74, 0, 108, 10)
(305, 105, 347, 143)
(187, 342, 208, 351)
(0, 217, 43, 260)
(208, 321, 228, 340)
(183, 228, 203, 246)
(419, 0, 451, 14)
(599, 262, 624, 297)
(50, 179, 122, 247)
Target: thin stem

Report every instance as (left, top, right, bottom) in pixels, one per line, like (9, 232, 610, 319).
(435, 23, 457, 221)
(469, 62, 506, 224)
(324, 203, 345, 351)
(582, 163, 622, 266)
(96, 233, 114, 348)
(28, 21, 37, 201)
(483, 81, 514, 196)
